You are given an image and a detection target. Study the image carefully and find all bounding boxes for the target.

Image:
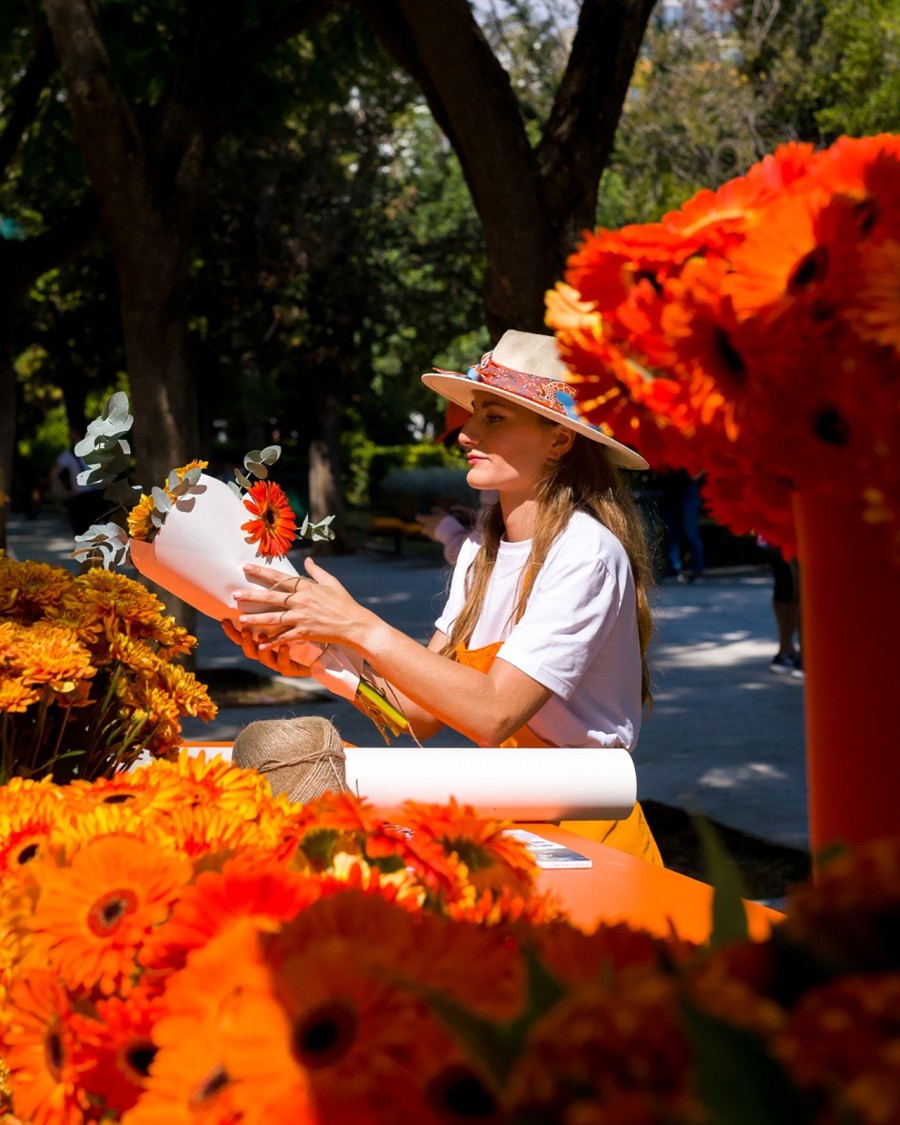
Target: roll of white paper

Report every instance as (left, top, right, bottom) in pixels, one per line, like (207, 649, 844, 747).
(342, 746, 636, 821)
(181, 743, 636, 820)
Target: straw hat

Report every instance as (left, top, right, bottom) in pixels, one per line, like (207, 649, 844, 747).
(421, 330, 648, 470)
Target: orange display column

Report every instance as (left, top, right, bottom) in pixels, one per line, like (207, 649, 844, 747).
(793, 490, 900, 858)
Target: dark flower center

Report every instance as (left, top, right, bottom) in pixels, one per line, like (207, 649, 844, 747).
(189, 1064, 230, 1106)
(633, 269, 663, 296)
(291, 1001, 357, 1069)
(427, 1064, 499, 1120)
(814, 408, 850, 447)
(714, 328, 746, 382)
(16, 842, 40, 864)
(855, 197, 879, 238)
(788, 246, 829, 294)
(125, 1041, 158, 1079)
(45, 1027, 65, 1078)
(88, 887, 138, 936)
(264, 506, 277, 526)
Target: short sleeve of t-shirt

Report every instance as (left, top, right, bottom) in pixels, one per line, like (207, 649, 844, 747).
(498, 518, 628, 699)
(434, 536, 480, 637)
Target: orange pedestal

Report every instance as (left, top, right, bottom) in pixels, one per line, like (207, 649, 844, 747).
(793, 491, 900, 856)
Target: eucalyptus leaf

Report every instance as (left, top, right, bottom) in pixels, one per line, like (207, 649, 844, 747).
(167, 470, 180, 492)
(150, 486, 171, 512)
(245, 460, 269, 480)
(227, 481, 243, 498)
(681, 997, 813, 1125)
(260, 444, 281, 465)
(103, 479, 142, 507)
(693, 814, 750, 947)
(234, 469, 253, 491)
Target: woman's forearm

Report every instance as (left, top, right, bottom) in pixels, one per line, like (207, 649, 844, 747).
(346, 616, 545, 746)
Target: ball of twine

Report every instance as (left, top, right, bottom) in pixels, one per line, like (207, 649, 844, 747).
(232, 716, 348, 804)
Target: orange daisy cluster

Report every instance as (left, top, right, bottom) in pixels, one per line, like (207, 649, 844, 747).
(548, 133, 900, 556)
(0, 558, 215, 782)
(0, 752, 557, 1124)
(3, 753, 900, 1123)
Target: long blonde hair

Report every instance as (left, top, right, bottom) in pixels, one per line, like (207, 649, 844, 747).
(441, 430, 655, 706)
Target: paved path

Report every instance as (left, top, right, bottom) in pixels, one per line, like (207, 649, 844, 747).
(7, 509, 809, 849)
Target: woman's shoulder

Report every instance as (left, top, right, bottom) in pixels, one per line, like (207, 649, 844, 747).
(557, 510, 627, 557)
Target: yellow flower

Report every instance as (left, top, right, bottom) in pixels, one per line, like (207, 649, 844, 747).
(13, 621, 95, 696)
(0, 558, 74, 622)
(126, 493, 156, 542)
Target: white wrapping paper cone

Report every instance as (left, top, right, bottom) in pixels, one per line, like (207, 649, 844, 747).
(129, 473, 361, 701)
(342, 747, 636, 820)
(182, 742, 636, 821)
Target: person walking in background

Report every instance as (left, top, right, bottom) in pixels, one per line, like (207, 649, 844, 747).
(48, 428, 108, 535)
(227, 330, 663, 865)
(765, 543, 803, 680)
(660, 468, 705, 583)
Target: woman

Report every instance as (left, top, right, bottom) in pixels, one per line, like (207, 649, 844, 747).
(227, 331, 662, 864)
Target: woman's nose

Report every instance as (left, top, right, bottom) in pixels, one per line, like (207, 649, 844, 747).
(458, 424, 476, 448)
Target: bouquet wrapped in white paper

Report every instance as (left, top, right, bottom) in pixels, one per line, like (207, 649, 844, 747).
(72, 394, 408, 740)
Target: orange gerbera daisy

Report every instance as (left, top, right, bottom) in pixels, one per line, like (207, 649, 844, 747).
(230, 931, 443, 1125)
(399, 798, 538, 899)
(846, 238, 900, 353)
(241, 480, 296, 560)
(140, 856, 323, 973)
(75, 987, 166, 1116)
(2, 970, 89, 1125)
(504, 966, 697, 1124)
(26, 834, 193, 996)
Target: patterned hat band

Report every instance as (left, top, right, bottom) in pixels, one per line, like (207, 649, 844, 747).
(448, 350, 590, 427)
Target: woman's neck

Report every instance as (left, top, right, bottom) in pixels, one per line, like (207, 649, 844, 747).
(499, 494, 539, 542)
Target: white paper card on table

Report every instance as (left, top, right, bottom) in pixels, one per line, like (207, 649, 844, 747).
(505, 828, 593, 869)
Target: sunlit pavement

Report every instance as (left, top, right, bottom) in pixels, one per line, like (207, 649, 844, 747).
(8, 507, 808, 849)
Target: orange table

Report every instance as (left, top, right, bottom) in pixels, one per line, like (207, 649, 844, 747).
(519, 822, 782, 943)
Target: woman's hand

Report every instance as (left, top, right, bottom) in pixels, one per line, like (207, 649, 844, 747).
(220, 620, 313, 677)
(231, 557, 376, 652)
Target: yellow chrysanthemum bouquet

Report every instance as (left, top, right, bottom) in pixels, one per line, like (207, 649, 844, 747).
(0, 558, 216, 782)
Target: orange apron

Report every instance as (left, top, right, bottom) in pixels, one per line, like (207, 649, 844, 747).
(455, 641, 663, 867)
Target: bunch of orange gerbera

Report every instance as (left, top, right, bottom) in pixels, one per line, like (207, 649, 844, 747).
(0, 558, 216, 782)
(548, 134, 900, 556)
(3, 752, 900, 1124)
(0, 751, 562, 1124)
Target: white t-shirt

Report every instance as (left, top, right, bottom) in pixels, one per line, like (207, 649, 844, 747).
(434, 510, 643, 749)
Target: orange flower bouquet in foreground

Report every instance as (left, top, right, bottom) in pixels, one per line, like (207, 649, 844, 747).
(547, 133, 900, 854)
(0, 558, 215, 783)
(2, 754, 900, 1124)
(70, 394, 408, 741)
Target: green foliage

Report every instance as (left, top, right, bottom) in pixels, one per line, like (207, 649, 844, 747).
(344, 439, 464, 508)
(680, 998, 814, 1125)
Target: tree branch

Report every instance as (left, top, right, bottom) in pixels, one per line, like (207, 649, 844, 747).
(538, 0, 658, 246)
(0, 22, 57, 180)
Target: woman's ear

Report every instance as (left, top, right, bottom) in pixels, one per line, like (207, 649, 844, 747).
(549, 426, 576, 460)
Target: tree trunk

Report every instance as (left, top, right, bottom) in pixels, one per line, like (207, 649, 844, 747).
(360, 0, 658, 336)
(308, 393, 351, 554)
(0, 325, 16, 551)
